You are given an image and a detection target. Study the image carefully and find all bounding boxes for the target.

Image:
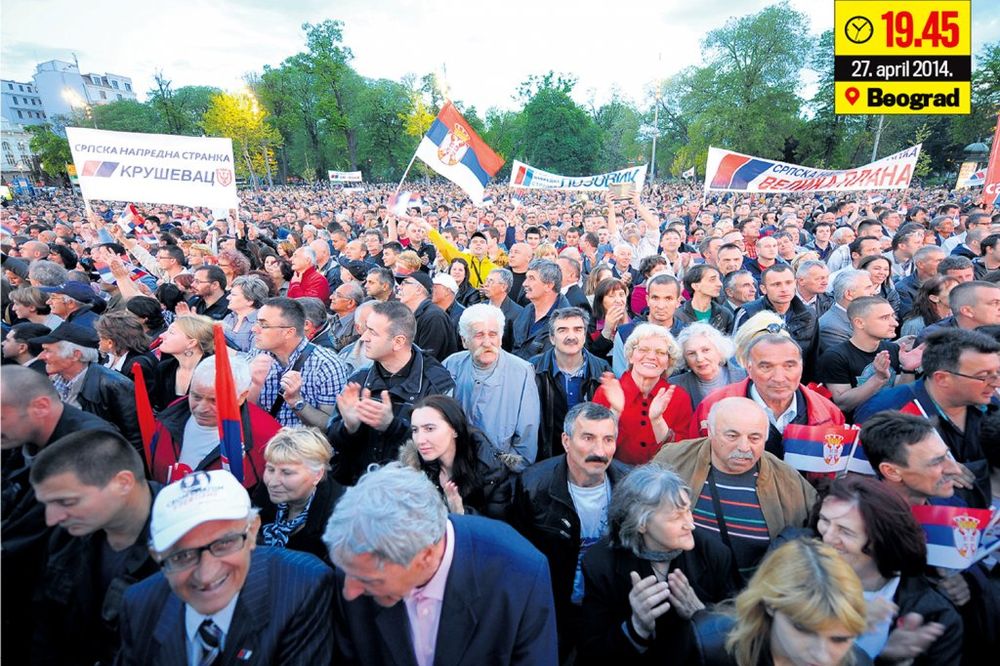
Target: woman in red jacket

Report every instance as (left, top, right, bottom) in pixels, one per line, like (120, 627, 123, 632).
(593, 323, 693, 465)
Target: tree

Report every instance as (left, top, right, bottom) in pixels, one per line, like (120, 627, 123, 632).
(90, 100, 164, 134)
(26, 125, 72, 180)
(302, 20, 358, 170)
(148, 73, 220, 136)
(512, 72, 600, 175)
(202, 91, 282, 186)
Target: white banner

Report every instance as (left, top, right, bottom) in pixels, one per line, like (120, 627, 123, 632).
(508, 160, 647, 191)
(66, 127, 238, 208)
(328, 170, 363, 183)
(704, 144, 921, 193)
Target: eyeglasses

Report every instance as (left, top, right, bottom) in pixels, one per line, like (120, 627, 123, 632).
(945, 370, 1000, 384)
(159, 528, 250, 572)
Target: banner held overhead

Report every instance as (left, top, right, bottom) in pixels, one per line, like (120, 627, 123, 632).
(509, 160, 647, 192)
(66, 127, 239, 209)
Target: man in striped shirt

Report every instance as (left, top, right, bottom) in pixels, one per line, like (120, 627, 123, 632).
(655, 397, 816, 581)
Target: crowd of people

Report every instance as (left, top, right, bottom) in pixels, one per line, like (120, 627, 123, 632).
(1, 179, 999, 665)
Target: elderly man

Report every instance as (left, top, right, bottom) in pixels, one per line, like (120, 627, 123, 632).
(329, 282, 364, 351)
(394, 270, 459, 362)
(558, 255, 592, 314)
(795, 259, 833, 317)
(916, 280, 1000, 343)
(248, 297, 349, 428)
(188, 265, 230, 320)
(895, 244, 946, 315)
(287, 246, 331, 302)
(817, 268, 876, 353)
(688, 334, 844, 456)
(512, 259, 570, 361)
(338, 300, 375, 374)
(656, 397, 816, 580)
(512, 402, 629, 658)
(28, 430, 159, 665)
(481, 268, 523, 351)
(309, 238, 339, 288)
(856, 329, 1000, 509)
(443, 304, 540, 467)
(299, 297, 335, 349)
(116, 470, 334, 665)
(150, 355, 280, 489)
(41, 281, 100, 330)
(531, 307, 610, 461)
(431, 273, 465, 329)
(721, 270, 756, 315)
(326, 463, 558, 665)
(33, 323, 142, 453)
(327, 300, 455, 485)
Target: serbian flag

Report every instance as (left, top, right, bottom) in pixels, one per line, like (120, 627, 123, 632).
(390, 191, 423, 216)
(116, 203, 145, 234)
(213, 325, 245, 482)
(845, 439, 875, 475)
(682, 167, 696, 179)
(131, 362, 158, 472)
(782, 424, 857, 474)
(911, 505, 994, 570)
(415, 101, 504, 206)
(94, 261, 116, 284)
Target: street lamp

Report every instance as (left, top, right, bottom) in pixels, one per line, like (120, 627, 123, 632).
(62, 88, 96, 128)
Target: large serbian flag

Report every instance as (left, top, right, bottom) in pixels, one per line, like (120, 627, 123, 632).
(911, 504, 995, 570)
(782, 424, 858, 474)
(415, 101, 503, 206)
(213, 325, 245, 483)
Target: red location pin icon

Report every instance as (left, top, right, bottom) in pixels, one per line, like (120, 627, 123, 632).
(845, 87, 860, 105)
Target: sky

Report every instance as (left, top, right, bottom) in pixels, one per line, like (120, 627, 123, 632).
(3, 0, 999, 113)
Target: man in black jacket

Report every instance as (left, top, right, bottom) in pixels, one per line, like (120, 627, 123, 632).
(511, 402, 630, 660)
(531, 307, 609, 461)
(1, 367, 120, 665)
(33, 323, 143, 454)
(327, 301, 455, 485)
(394, 270, 458, 361)
(29, 430, 160, 666)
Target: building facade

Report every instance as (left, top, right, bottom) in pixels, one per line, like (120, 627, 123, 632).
(1, 79, 47, 127)
(32, 59, 136, 120)
(1, 118, 36, 180)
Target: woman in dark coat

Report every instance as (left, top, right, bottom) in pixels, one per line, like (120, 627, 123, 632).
(254, 426, 346, 566)
(448, 257, 482, 307)
(577, 463, 741, 665)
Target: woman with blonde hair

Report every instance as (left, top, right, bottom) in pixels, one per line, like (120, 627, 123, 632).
(593, 323, 693, 465)
(150, 313, 215, 410)
(254, 426, 345, 565)
(694, 539, 870, 666)
(394, 249, 423, 276)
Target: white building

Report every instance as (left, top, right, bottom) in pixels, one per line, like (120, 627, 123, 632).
(1, 79, 47, 126)
(32, 59, 136, 120)
(1, 118, 36, 179)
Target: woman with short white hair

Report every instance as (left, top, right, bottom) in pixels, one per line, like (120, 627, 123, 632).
(254, 426, 345, 565)
(593, 323, 693, 465)
(672, 322, 747, 410)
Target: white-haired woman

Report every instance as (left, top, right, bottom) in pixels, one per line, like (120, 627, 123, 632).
(594, 323, 693, 465)
(254, 427, 346, 566)
(673, 322, 747, 410)
(222, 274, 268, 352)
(578, 463, 741, 665)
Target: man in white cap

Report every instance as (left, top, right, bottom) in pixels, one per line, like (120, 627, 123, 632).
(431, 272, 465, 329)
(116, 470, 334, 665)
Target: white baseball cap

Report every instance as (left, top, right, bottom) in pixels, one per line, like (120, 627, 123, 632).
(150, 470, 251, 553)
(432, 273, 459, 294)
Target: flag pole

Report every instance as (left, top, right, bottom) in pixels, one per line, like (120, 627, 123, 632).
(395, 149, 419, 196)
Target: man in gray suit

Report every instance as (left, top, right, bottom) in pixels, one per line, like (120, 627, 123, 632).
(818, 269, 876, 354)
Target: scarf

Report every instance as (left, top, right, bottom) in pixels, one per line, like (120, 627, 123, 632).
(260, 491, 315, 548)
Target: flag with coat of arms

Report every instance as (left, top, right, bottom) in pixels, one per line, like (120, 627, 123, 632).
(415, 101, 504, 206)
(911, 504, 997, 570)
(682, 167, 696, 179)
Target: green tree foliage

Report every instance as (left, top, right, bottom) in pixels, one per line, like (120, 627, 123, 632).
(148, 74, 219, 135)
(202, 91, 282, 185)
(26, 124, 72, 179)
(90, 100, 165, 133)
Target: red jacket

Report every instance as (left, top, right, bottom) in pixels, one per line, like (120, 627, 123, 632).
(686, 377, 844, 439)
(287, 266, 331, 302)
(594, 372, 693, 465)
(149, 397, 281, 489)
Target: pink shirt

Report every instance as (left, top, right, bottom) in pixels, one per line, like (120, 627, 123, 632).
(404, 519, 455, 666)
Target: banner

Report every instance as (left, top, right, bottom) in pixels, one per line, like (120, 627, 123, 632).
(704, 144, 920, 193)
(415, 101, 503, 207)
(509, 160, 647, 192)
(984, 112, 1000, 208)
(66, 127, 238, 208)
(954, 161, 981, 189)
(328, 170, 363, 183)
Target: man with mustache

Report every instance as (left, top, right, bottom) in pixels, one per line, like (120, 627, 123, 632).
(442, 304, 539, 468)
(511, 402, 630, 660)
(655, 397, 816, 581)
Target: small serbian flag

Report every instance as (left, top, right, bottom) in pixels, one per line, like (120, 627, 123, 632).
(845, 440, 875, 475)
(131, 362, 159, 473)
(117, 203, 145, 234)
(911, 504, 994, 570)
(782, 424, 858, 473)
(94, 261, 116, 284)
(415, 101, 504, 206)
(390, 191, 423, 217)
(0, 223, 13, 236)
(214, 325, 245, 483)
